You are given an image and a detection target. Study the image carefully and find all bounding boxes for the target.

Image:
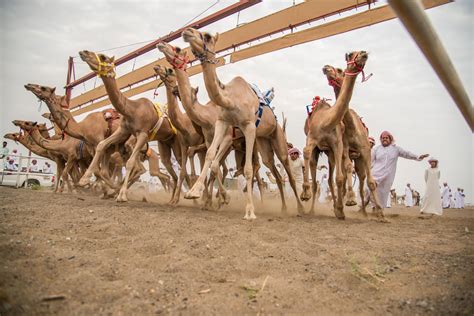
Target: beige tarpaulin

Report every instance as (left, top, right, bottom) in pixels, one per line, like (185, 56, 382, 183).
(231, 0, 451, 63)
(69, 0, 372, 110)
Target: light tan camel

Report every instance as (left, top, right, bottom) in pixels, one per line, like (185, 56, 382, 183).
(25, 84, 123, 189)
(182, 28, 303, 219)
(301, 51, 369, 220)
(323, 65, 383, 216)
(157, 43, 262, 210)
(78, 50, 183, 202)
(12, 120, 91, 193)
(154, 65, 205, 205)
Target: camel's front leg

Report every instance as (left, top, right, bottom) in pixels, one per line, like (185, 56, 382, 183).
(354, 158, 368, 217)
(79, 126, 129, 187)
(361, 149, 385, 220)
(170, 143, 188, 205)
(158, 141, 179, 200)
(116, 132, 148, 202)
(210, 135, 233, 209)
(61, 158, 77, 194)
(240, 123, 257, 220)
(257, 138, 286, 213)
(54, 157, 65, 193)
(327, 151, 337, 212)
(343, 150, 357, 206)
(147, 148, 171, 192)
(331, 141, 346, 220)
(185, 120, 229, 200)
(301, 138, 317, 202)
(309, 151, 320, 215)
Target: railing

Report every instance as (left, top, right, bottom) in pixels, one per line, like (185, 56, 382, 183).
(0, 154, 55, 188)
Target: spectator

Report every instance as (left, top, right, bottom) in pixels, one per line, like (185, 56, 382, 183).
(29, 159, 40, 172)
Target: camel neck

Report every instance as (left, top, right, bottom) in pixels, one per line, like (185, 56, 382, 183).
(165, 85, 186, 132)
(47, 95, 84, 139)
(175, 68, 209, 127)
(21, 135, 49, 158)
(29, 128, 58, 151)
(328, 70, 357, 129)
(101, 76, 130, 117)
(201, 61, 229, 108)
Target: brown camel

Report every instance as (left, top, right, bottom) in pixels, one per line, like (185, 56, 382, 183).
(323, 64, 383, 216)
(78, 50, 183, 202)
(157, 43, 261, 210)
(182, 28, 303, 219)
(301, 51, 369, 220)
(153, 65, 205, 205)
(12, 120, 92, 193)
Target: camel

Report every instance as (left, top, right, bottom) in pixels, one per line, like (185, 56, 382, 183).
(153, 66, 205, 204)
(12, 120, 92, 193)
(323, 64, 383, 216)
(181, 28, 303, 219)
(157, 43, 265, 210)
(78, 50, 183, 202)
(301, 51, 369, 220)
(25, 84, 123, 189)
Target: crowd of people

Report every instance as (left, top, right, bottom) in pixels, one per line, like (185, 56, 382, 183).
(1, 141, 53, 174)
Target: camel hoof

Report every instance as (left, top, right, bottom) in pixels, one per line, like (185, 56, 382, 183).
(116, 191, 128, 202)
(345, 200, 357, 207)
(244, 213, 257, 220)
(78, 177, 92, 187)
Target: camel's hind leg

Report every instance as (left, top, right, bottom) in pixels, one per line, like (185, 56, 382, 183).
(257, 138, 287, 214)
(54, 157, 65, 193)
(147, 148, 171, 191)
(271, 126, 304, 214)
(344, 153, 357, 207)
(158, 141, 179, 202)
(170, 142, 188, 205)
(210, 135, 233, 209)
(301, 137, 317, 202)
(361, 150, 385, 220)
(329, 139, 346, 220)
(116, 132, 148, 202)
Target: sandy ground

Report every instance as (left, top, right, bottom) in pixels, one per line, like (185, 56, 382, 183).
(0, 185, 473, 315)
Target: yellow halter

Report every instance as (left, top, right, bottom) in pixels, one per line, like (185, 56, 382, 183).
(94, 53, 116, 78)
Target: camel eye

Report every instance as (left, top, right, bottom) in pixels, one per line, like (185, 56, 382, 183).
(41, 87, 46, 91)
(204, 33, 212, 42)
(99, 55, 106, 61)
(175, 47, 181, 53)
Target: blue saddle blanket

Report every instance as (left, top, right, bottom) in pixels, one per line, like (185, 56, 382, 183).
(249, 84, 276, 127)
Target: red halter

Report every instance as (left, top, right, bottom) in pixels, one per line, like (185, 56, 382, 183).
(168, 46, 189, 71)
(344, 52, 373, 82)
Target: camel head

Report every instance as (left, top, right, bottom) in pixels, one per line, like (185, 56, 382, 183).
(24, 83, 57, 102)
(4, 133, 21, 142)
(322, 65, 344, 88)
(344, 51, 369, 79)
(190, 86, 200, 104)
(182, 28, 218, 63)
(42, 112, 54, 121)
(12, 120, 38, 132)
(156, 42, 189, 70)
(154, 65, 177, 88)
(79, 50, 116, 78)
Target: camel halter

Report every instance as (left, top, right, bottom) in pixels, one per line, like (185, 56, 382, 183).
(192, 33, 218, 64)
(168, 45, 189, 71)
(94, 53, 116, 78)
(325, 67, 342, 88)
(344, 52, 373, 82)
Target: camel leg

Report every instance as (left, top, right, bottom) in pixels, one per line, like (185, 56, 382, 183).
(79, 126, 129, 187)
(354, 158, 368, 217)
(361, 150, 385, 220)
(170, 143, 189, 205)
(148, 149, 171, 191)
(257, 138, 287, 213)
(239, 123, 257, 220)
(158, 141, 179, 201)
(330, 140, 346, 220)
(301, 138, 317, 202)
(210, 135, 233, 208)
(116, 132, 148, 202)
(327, 152, 337, 212)
(62, 158, 77, 194)
(185, 120, 229, 200)
(271, 126, 304, 214)
(54, 158, 64, 193)
(309, 150, 320, 215)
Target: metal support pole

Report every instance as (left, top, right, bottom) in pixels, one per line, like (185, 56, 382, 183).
(388, 0, 473, 131)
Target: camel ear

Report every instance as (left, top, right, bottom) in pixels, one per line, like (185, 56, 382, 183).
(32, 122, 38, 126)
(195, 86, 199, 95)
(214, 33, 219, 43)
(51, 87, 56, 94)
(110, 56, 115, 63)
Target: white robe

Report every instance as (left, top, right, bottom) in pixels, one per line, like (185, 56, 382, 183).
(421, 168, 442, 215)
(318, 177, 329, 203)
(404, 186, 413, 207)
(370, 144, 420, 208)
(454, 191, 462, 209)
(288, 157, 304, 196)
(441, 186, 450, 208)
(460, 192, 465, 208)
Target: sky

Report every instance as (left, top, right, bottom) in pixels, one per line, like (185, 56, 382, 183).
(0, 0, 472, 202)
